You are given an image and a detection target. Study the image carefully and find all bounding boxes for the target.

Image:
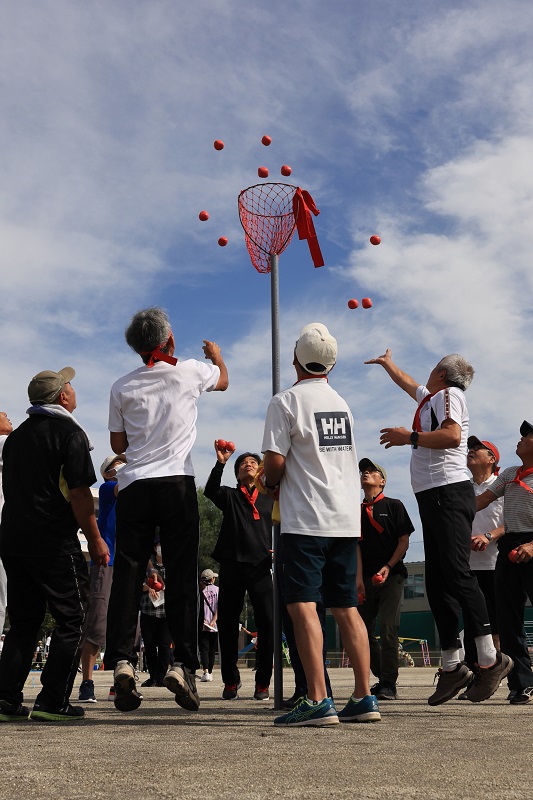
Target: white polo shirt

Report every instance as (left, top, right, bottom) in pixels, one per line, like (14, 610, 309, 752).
(470, 474, 504, 571)
(109, 359, 219, 489)
(262, 378, 360, 537)
(411, 385, 470, 494)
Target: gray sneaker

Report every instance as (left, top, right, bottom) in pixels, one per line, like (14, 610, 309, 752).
(113, 660, 142, 712)
(163, 663, 200, 711)
(464, 652, 514, 703)
(428, 663, 473, 706)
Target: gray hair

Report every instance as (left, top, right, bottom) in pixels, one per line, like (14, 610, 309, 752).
(125, 307, 172, 361)
(435, 354, 474, 391)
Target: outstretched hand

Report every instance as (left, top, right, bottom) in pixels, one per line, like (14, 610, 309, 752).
(214, 440, 233, 464)
(203, 340, 222, 362)
(364, 348, 393, 366)
(380, 427, 411, 449)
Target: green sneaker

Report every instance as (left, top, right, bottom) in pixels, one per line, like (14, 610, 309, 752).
(274, 696, 339, 727)
(0, 699, 30, 722)
(29, 702, 85, 722)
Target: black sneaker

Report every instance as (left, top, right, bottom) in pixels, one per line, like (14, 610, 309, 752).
(141, 678, 157, 688)
(282, 692, 305, 709)
(428, 663, 473, 706)
(163, 663, 200, 710)
(222, 681, 242, 700)
(464, 652, 514, 703)
(509, 686, 533, 705)
(375, 683, 397, 700)
(30, 702, 85, 722)
(0, 699, 30, 722)
(78, 679, 97, 703)
(507, 688, 518, 701)
(370, 682, 382, 695)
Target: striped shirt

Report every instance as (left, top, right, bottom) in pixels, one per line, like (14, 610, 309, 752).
(488, 466, 533, 534)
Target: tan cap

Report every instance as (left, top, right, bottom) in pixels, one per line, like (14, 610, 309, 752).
(28, 367, 75, 404)
(295, 323, 337, 375)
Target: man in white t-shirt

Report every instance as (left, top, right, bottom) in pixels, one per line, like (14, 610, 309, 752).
(104, 307, 228, 714)
(460, 436, 504, 680)
(366, 349, 512, 705)
(263, 323, 379, 728)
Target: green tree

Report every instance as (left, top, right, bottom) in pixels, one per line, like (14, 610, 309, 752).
(197, 486, 222, 574)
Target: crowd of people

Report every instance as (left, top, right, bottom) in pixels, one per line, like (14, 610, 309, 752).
(1, 307, 533, 727)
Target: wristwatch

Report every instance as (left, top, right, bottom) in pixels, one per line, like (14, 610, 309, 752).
(410, 431, 419, 449)
(485, 532, 493, 542)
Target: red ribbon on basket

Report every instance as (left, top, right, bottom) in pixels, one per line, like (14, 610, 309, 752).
(293, 188, 324, 268)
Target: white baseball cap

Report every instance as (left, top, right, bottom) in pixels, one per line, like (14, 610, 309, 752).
(295, 323, 337, 375)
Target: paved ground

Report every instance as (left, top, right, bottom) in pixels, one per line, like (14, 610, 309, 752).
(1, 667, 532, 800)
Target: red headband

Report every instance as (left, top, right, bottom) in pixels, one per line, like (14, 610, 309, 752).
(139, 333, 178, 368)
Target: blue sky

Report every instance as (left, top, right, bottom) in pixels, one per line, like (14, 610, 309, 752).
(1, 0, 533, 560)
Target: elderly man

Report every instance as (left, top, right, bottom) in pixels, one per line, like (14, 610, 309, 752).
(263, 323, 380, 727)
(104, 307, 228, 713)
(0, 369, 108, 722)
(475, 420, 533, 704)
(358, 458, 414, 700)
(0, 411, 13, 636)
(366, 349, 512, 704)
(460, 437, 504, 682)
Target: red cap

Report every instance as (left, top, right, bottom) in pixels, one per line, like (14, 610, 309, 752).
(467, 436, 500, 474)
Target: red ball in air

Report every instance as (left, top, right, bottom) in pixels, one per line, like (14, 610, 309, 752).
(261, 135, 272, 146)
(362, 298, 373, 309)
(199, 210, 209, 221)
(370, 235, 381, 245)
(280, 165, 292, 177)
(218, 237, 228, 247)
(508, 549, 520, 563)
(258, 166, 269, 178)
(214, 140, 224, 150)
(225, 441, 236, 453)
(348, 299, 358, 309)
(372, 573, 384, 586)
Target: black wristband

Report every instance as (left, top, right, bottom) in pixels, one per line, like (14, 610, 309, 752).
(265, 480, 279, 490)
(410, 431, 419, 449)
(385, 563, 392, 571)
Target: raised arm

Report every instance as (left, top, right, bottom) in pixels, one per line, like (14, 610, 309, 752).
(202, 340, 229, 391)
(364, 348, 419, 401)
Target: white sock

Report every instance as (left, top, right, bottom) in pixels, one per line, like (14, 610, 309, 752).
(474, 635, 497, 667)
(441, 648, 461, 671)
(351, 695, 363, 702)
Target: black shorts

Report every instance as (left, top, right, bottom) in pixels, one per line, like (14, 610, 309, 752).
(279, 533, 358, 607)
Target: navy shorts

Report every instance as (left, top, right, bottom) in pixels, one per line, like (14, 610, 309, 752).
(279, 533, 358, 607)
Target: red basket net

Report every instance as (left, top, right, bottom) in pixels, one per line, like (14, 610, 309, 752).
(238, 183, 297, 273)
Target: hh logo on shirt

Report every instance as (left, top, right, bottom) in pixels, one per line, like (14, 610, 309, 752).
(314, 412, 352, 450)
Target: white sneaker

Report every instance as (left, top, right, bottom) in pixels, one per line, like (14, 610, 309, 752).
(205, 673, 213, 682)
(113, 660, 142, 712)
(200, 673, 210, 682)
(163, 663, 200, 710)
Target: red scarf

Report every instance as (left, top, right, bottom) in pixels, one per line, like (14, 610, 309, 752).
(292, 188, 324, 268)
(362, 492, 385, 533)
(240, 486, 260, 520)
(412, 390, 441, 432)
(508, 466, 533, 495)
(139, 333, 178, 368)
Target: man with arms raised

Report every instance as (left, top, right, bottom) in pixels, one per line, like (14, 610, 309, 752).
(263, 323, 379, 727)
(104, 307, 228, 713)
(366, 349, 512, 704)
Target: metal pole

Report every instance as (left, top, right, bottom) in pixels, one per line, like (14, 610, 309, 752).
(270, 253, 283, 710)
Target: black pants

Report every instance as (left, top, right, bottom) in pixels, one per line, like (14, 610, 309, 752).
(199, 631, 218, 673)
(358, 572, 405, 686)
(463, 569, 498, 668)
(495, 545, 533, 691)
(105, 476, 200, 672)
(416, 481, 490, 650)
(0, 552, 89, 708)
(217, 559, 273, 688)
(139, 614, 172, 682)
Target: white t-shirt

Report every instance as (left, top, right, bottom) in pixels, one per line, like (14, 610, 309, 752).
(109, 359, 219, 489)
(261, 378, 360, 538)
(0, 435, 6, 510)
(411, 385, 470, 494)
(470, 474, 504, 571)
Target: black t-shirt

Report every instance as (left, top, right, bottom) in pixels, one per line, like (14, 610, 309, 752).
(205, 461, 273, 565)
(359, 495, 414, 578)
(0, 414, 96, 557)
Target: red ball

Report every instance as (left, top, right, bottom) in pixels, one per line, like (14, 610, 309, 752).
(370, 235, 381, 245)
(258, 166, 269, 178)
(357, 592, 365, 605)
(213, 140, 224, 150)
(198, 210, 209, 221)
(372, 573, 384, 586)
(261, 135, 272, 146)
(218, 237, 228, 247)
(347, 298, 358, 309)
(225, 441, 236, 453)
(280, 165, 292, 177)
(216, 439, 227, 451)
(508, 549, 520, 563)
(153, 581, 163, 592)
(362, 298, 372, 309)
